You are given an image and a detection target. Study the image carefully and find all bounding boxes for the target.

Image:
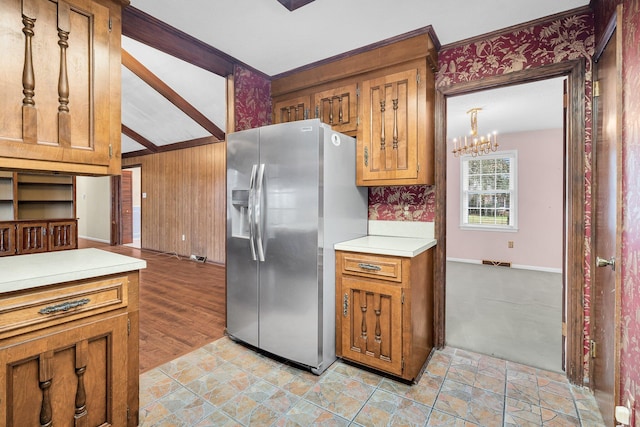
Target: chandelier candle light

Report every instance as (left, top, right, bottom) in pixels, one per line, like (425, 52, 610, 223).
(452, 107, 499, 157)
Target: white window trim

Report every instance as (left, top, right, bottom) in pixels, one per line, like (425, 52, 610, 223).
(459, 150, 518, 232)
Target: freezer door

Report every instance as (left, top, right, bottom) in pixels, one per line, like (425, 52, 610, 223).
(257, 120, 322, 368)
(226, 128, 260, 346)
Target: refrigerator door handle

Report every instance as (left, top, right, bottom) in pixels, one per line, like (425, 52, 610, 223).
(248, 164, 258, 261)
(255, 163, 266, 262)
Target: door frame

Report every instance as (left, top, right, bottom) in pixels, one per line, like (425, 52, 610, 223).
(110, 164, 143, 246)
(590, 4, 623, 417)
(434, 59, 586, 385)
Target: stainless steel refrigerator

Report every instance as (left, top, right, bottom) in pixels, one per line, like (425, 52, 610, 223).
(226, 119, 368, 374)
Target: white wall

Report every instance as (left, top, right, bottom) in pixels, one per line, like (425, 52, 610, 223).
(76, 176, 111, 243)
(446, 128, 564, 270)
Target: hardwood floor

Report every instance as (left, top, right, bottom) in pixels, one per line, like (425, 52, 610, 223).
(79, 239, 226, 373)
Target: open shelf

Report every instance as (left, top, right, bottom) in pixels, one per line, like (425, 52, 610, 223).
(17, 173, 73, 185)
(0, 172, 75, 222)
(0, 203, 13, 221)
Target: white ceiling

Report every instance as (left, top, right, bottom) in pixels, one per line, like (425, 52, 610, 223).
(446, 78, 566, 141)
(121, 0, 587, 153)
(130, 0, 588, 76)
(121, 36, 227, 153)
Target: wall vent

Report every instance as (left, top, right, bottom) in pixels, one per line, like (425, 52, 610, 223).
(482, 260, 511, 268)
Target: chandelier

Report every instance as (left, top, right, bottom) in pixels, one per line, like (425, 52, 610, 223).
(451, 108, 498, 157)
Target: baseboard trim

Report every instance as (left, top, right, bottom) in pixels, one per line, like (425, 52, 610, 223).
(447, 258, 562, 274)
(78, 235, 110, 244)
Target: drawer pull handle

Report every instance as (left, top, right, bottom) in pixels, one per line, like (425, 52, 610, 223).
(358, 263, 381, 271)
(39, 298, 90, 315)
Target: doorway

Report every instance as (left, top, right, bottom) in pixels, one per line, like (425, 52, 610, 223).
(434, 59, 587, 385)
(444, 78, 565, 372)
(122, 166, 141, 248)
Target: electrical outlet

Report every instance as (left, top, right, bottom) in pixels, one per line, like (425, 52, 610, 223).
(508, 241, 514, 248)
(181, 234, 185, 241)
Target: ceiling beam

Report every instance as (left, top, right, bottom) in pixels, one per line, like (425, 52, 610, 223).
(122, 6, 268, 79)
(157, 135, 222, 152)
(277, 0, 315, 11)
(122, 135, 222, 159)
(122, 49, 226, 141)
(122, 124, 159, 153)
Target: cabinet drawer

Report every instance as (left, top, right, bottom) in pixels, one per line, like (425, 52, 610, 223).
(0, 276, 128, 338)
(341, 253, 402, 282)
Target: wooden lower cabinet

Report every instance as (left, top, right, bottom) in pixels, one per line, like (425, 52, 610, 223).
(336, 249, 433, 381)
(0, 272, 140, 426)
(0, 222, 17, 257)
(16, 221, 48, 254)
(0, 315, 128, 427)
(7, 219, 78, 256)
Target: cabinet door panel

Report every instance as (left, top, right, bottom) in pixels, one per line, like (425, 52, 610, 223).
(48, 220, 77, 251)
(341, 277, 403, 376)
(0, 314, 128, 427)
(273, 95, 311, 124)
(358, 67, 428, 186)
(313, 83, 357, 133)
(0, 223, 16, 256)
(16, 222, 47, 254)
(0, 0, 112, 168)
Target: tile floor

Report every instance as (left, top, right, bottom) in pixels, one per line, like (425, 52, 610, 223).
(139, 337, 605, 426)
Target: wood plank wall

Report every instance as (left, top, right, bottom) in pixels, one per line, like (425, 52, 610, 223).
(122, 143, 226, 264)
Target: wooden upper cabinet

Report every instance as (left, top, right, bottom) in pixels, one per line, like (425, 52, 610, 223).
(0, 0, 125, 175)
(357, 64, 433, 186)
(273, 95, 312, 124)
(271, 32, 438, 185)
(313, 83, 358, 133)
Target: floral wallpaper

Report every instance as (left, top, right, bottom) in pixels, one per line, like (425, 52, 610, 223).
(234, 66, 271, 131)
(436, 12, 595, 379)
(368, 185, 436, 221)
(615, 0, 640, 414)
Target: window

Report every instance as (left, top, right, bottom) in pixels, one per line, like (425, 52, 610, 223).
(460, 151, 517, 230)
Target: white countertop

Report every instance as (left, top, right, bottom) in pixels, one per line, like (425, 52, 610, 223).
(0, 248, 147, 294)
(335, 235, 437, 257)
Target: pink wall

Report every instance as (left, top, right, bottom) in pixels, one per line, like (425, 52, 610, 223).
(447, 129, 563, 270)
(593, 0, 640, 415)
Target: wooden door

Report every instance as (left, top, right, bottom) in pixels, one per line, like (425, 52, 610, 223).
(0, 314, 128, 426)
(341, 276, 403, 376)
(591, 14, 622, 425)
(121, 170, 133, 244)
(313, 83, 358, 133)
